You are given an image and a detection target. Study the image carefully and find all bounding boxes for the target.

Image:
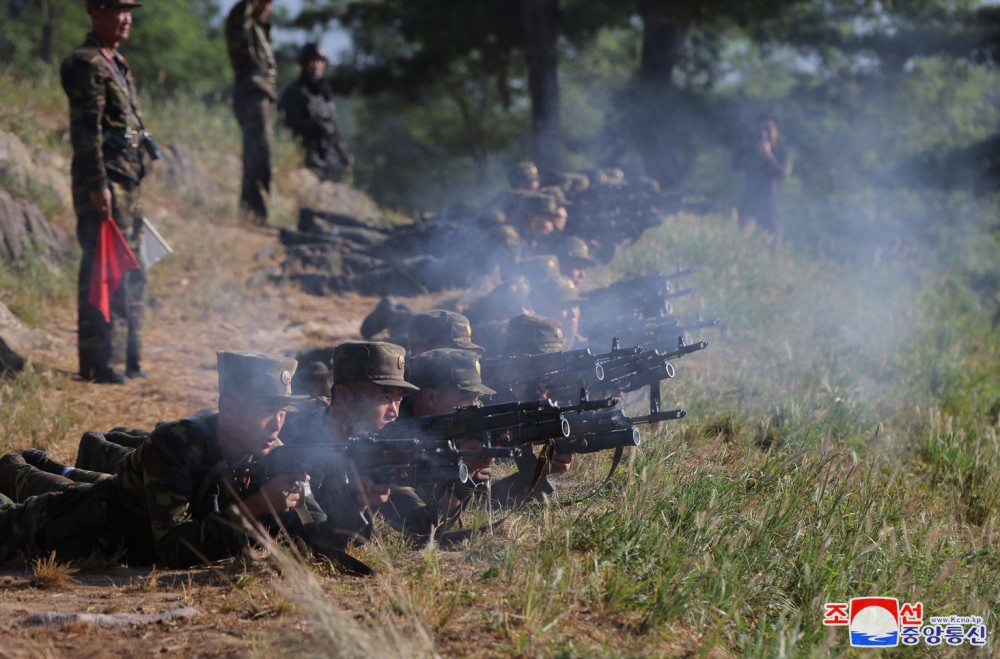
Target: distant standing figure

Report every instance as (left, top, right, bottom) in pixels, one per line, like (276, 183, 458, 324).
(225, 0, 276, 224)
(279, 43, 354, 183)
(735, 115, 795, 244)
(62, 0, 152, 384)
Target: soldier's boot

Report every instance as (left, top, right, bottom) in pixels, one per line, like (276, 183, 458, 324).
(21, 449, 109, 484)
(0, 453, 77, 501)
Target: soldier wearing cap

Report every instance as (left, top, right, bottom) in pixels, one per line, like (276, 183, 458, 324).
(279, 42, 354, 183)
(407, 310, 484, 357)
(280, 341, 419, 536)
(515, 192, 561, 250)
(0, 351, 308, 566)
(508, 161, 540, 191)
(489, 315, 575, 504)
(527, 275, 584, 350)
(226, 0, 276, 224)
(380, 348, 497, 537)
(549, 236, 597, 287)
(62, 0, 152, 384)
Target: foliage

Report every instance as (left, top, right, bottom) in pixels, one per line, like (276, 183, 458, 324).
(0, 0, 230, 96)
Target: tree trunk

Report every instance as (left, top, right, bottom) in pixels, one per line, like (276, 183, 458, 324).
(521, 0, 562, 170)
(637, 1, 684, 84)
(628, 1, 688, 187)
(40, 0, 54, 63)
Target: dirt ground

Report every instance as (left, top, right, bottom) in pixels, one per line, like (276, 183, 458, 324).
(0, 208, 456, 657)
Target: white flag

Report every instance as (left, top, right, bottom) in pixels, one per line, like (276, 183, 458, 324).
(139, 217, 173, 269)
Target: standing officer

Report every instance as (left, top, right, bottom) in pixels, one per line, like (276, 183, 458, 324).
(279, 43, 354, 183)
(225, 0, 276, 224)
(62, 0, 153, 384)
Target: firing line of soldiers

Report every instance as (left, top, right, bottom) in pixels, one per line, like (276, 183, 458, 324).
(0, 304, 708, 572)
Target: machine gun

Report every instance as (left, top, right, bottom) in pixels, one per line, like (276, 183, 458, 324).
(377, 397, 618, 447)
(581, 269, 698, 321)
(582, 313, 720, 351)
(480, 348, 606, 399)
(263, 436, 521, 487)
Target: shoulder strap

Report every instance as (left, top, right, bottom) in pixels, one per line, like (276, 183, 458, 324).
(89, 48, 145, 130)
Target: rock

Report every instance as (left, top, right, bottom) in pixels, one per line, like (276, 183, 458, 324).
(289, 168, 390, 230)
(0, 301, 63, 372)
(0, 188, 72, 261)
(0, 129, 72, 213)
(21, 606, 200, 628)
(157, 142, 228, 206)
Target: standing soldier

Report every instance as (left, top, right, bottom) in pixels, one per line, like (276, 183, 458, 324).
(735, 115, 795, 244)
(62, 0, 153, 384)
(225, 0, 276, 224)
(279, 43, 354, 183)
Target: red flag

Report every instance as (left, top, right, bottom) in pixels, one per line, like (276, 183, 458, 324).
(87, 213, 141, 323)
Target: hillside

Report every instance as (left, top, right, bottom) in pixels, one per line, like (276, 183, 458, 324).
(1, 70, 998, 657)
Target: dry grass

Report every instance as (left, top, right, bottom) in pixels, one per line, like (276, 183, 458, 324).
(30, 552, 77, 590)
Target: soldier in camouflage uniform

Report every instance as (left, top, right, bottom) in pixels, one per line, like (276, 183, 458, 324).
(489, 314, 576, 505)
(279, 341, 419, 539)
(380, 348, 496, 539)
(279, 43, 353, 183)
(0, 351, 308, 565)
(225, 0, 276, 224)
(62, 0, 151, 384)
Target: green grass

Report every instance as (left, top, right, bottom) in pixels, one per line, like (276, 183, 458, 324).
(0, 241, 77, 328)
(1, 66, 998, 656)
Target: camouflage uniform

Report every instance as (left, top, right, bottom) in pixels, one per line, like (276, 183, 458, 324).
(225, 0, 276, 222)
(380, 349, 496, 539)
(0, 351, 304, 566)
(279, 44, 352, 182)
(490, 314, 566, 505)
(61, 30, 148, 380)
(280, 342, 420, 542)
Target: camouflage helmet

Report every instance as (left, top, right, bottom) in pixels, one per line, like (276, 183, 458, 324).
(332, 341, 419, 391)
(217, 351, 308, 404)
(87, 0, 141, 10)
(507, 161, 539, 187)
(409, 349, 496, 395)
(408, 310, 484, 355)
(504, 314, 564, 355)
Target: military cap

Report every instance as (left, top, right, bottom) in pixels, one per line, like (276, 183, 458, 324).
(217, 351, 308, 403)
(87, 0, 141, 10)
(552, 236, 597, 268)
(332, 341, 419, 391)
(507, 161, 539, 187)
(504, 314, 564, 355)
(299, 42, 327, 64)
(409, 349, 496, 395)
(464, 280, 531, 324)
(408, 310, 484, 355)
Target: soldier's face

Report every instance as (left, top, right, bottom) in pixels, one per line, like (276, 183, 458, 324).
(92, 8, 132, 45)
(305, 59, 327, 79)
(334, 382, 405, 436)
(220, 396, 287, 457)
(553, 207, 568, 232)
